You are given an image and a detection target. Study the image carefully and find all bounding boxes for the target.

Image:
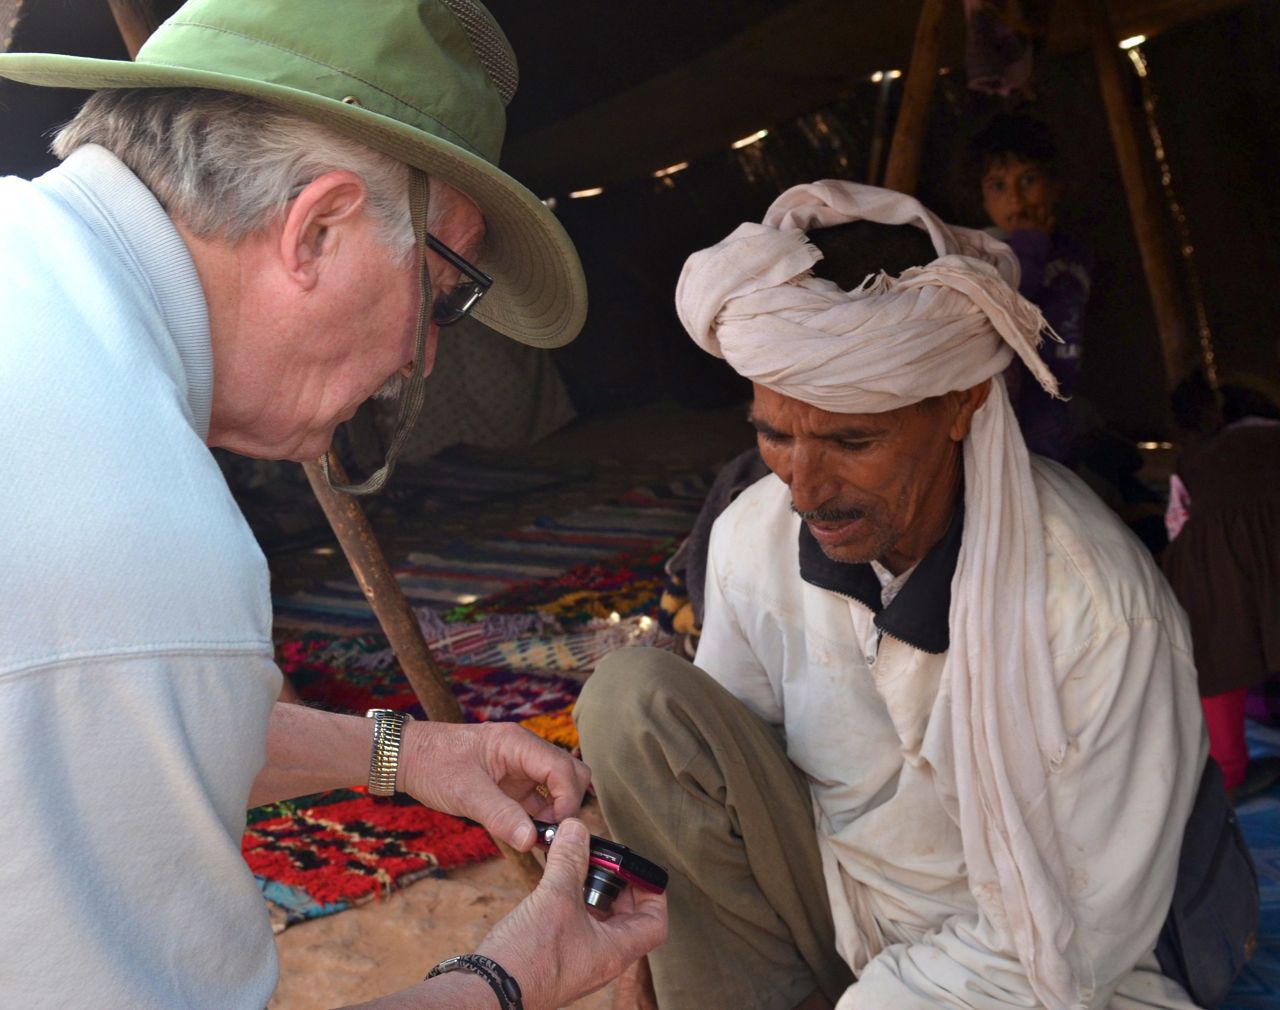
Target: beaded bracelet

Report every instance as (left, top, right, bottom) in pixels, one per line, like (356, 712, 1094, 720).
(426, 953, 524, 1010)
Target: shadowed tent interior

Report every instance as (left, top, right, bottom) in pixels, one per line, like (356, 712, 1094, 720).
(3, 0, 1279, 443)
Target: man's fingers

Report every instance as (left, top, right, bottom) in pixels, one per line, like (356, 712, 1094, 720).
(518, 791, 559, 821)
(487, 724, 589, 814)
(546, 759, 592, 820)
(540, 816, 590, 891)
(604, 890, 669, 953)
(479, 792, 537, 851)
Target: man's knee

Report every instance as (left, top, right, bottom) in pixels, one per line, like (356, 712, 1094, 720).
(576, 647, 696, 734)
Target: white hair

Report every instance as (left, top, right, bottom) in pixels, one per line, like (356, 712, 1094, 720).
(52, 88, 438, 257)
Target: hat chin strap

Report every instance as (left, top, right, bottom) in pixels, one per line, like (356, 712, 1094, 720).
(319, 168, 432, 496)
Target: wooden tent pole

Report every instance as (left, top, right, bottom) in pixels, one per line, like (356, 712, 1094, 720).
(1082, 0, 1191, 390)
(301, 457, 465, 723)
(106, 7, 542, 892)
(302, 458, 545, 891)
(881, 0, 948, 195)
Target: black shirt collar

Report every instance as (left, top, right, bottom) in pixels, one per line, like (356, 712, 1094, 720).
(797, 503, 963, 654)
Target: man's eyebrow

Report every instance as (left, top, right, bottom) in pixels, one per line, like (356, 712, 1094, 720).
(822, 424, 881, 441)
(747, 413, 783, 437)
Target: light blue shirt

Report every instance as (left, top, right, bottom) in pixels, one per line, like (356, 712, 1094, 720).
(0, 145, 281, 1008)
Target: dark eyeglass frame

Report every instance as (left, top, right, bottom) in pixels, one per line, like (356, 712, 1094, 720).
(426, 234, 492, 327)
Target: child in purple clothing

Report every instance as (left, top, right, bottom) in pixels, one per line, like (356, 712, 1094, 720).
(969, 114, 1092, 464)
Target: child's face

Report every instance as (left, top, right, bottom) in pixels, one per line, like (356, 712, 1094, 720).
(980, 156, 1060, 235)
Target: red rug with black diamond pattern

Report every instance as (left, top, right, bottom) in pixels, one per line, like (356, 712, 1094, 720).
(244, 649, 587, 931)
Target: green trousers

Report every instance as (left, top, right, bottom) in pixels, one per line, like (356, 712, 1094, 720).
(575, 647, 854, 1009)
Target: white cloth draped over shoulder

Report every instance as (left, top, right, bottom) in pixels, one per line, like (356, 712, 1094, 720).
(675, 181, 1085, 1010)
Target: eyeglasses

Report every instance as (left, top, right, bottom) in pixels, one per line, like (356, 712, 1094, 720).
(426, 233, 492, 327)
(285, 183, 491, 328)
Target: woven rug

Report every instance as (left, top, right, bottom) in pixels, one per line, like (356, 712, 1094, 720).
(246, 652, 595, 931)
(251, 539, 676, 931)
(272, 475, 709, 634)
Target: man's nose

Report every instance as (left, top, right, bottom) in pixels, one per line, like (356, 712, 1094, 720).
(786, 443, 837, 512)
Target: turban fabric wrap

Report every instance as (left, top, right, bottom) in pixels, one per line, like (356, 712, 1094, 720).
(676, 181, 1086, 1010)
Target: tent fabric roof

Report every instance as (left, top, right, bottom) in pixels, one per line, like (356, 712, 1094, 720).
(1, 0, 1253, 190)
(488, 0, 1250, 193)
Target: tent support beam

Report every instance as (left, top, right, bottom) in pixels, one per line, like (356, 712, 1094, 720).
(1083, 0, 1191, 389)
(882, 0, 948, 195)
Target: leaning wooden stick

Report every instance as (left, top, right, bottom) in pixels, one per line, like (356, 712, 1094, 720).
(303, 455, 545, 891)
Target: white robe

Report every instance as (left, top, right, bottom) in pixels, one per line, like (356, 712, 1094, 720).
(696, 459, 1205, 1010)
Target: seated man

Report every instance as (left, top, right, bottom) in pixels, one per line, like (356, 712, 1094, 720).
(577, 181, 1234, 1009)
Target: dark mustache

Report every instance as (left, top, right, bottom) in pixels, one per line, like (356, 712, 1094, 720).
(792, 505, 866, 523)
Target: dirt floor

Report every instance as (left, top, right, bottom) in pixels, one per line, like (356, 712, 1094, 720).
(262, 401, 755, 1009)
(270, 816, 615, 1010)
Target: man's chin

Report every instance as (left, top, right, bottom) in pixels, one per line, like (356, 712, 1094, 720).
(815, 542, 878, 565)
(806, 521, 890, 566)
(282, 426, 342, 464)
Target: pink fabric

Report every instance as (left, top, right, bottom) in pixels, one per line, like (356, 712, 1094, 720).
(1202, 688, 1250, 791)
(1165, 473, 1192, 542)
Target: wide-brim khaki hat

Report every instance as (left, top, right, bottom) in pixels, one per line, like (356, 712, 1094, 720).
(0, 0, 586, 348)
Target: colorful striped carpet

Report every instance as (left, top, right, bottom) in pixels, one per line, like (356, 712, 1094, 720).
(272, 475, 710, 634)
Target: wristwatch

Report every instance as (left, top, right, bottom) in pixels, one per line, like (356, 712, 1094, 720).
(365, 708, 413, 796)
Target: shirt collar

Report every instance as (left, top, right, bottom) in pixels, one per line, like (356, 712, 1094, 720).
(39, 145, 213, 438)
(798, 502, 963, 654)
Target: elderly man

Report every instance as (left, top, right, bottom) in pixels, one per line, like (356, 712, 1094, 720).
(577, 182, 1247, 1010)
(0, 1, 664, 1007)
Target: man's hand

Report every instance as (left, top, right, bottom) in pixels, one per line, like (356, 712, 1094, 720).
(477, 819, 669, 1009)
(399, 721, 592, 851)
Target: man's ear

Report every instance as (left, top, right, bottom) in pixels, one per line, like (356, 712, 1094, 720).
(279, 171, 368, 290)
(948, 378, 993, 442)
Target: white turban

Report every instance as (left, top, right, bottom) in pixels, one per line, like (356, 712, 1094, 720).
(677, 181, 1084, 1010)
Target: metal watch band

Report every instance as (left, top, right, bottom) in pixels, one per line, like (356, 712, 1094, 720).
(365, 708, 413, 797)
(426, 953, 524, 1010)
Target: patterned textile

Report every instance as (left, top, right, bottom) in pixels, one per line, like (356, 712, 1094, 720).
(245, 789, 498, 932)
(251, 542, 679, 930)
(278, 640, 585, 724)
(273, 474, 709, 634)
(443, 547, 670, 626)
(245, 648, 590, 932)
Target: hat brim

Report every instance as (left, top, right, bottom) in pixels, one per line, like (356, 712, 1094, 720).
(0, 52, 586, 348)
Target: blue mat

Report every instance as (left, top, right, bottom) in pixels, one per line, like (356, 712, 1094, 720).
(1222, 721, 1280, 1009)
